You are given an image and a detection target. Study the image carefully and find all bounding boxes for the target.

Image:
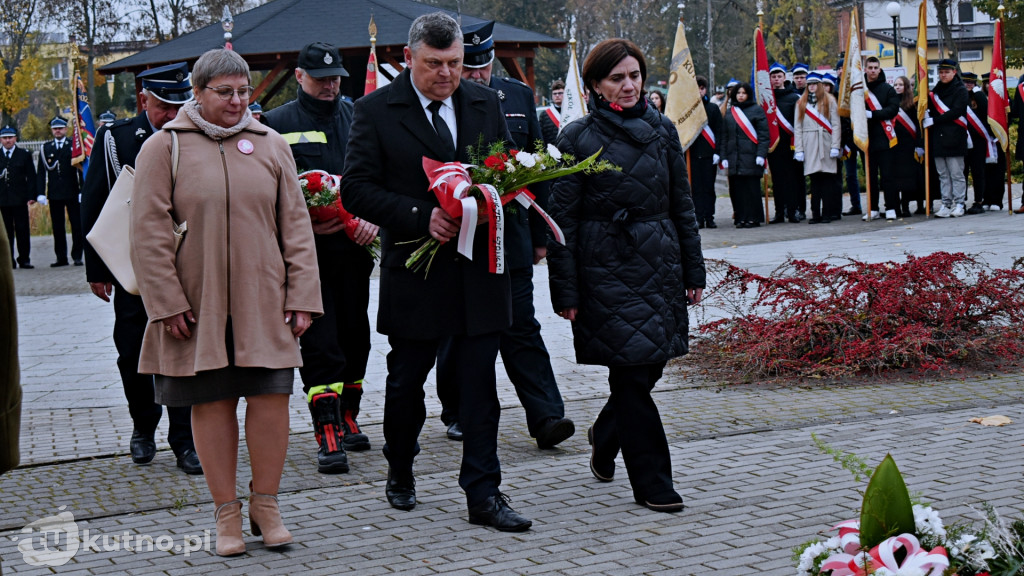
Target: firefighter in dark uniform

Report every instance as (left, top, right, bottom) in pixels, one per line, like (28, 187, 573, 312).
(80, 62, 200, 473)
(1, 125, 37, 269)
(434, 20, 575, 450)
(37, 116, 84, 266)
(767, 63, 804, 222)
(961, 72, 989, 214)
(262, 42, 378, 474)
(691, 76, 723, 228)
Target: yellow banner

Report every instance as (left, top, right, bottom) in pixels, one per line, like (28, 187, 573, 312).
(664, 18, 707, 151)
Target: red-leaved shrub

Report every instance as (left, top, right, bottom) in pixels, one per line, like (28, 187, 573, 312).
(688, 253, 1024, 380)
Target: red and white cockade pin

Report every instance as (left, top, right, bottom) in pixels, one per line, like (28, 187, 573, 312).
(237, 139, 254, 154)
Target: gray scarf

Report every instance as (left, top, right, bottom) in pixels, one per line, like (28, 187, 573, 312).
(183, 100, 252, 139)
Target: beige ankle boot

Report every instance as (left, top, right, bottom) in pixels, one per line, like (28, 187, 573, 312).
(249, 487, 293, 548)
(214, 499, 245, 556)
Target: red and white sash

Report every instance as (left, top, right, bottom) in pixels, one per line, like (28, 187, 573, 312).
(804, 105, 832, 134)
(965, 106, 998, 161)
(545, 108, 560, 129)
(865, 90, 898, 147)
(895, 108, 917, 138)
(776, 112, 794, 137)
(731, 107, 758, 144)
(929, 92, 973, 149)
(701, 125, 716, 150)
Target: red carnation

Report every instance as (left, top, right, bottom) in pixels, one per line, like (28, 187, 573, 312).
(304, 171, 323, 192)
(484, 155, 506, 171)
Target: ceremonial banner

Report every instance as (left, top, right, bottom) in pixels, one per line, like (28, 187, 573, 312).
(559, 40, 588, 131)
(752, 26, 779, 151)
(915, 0, 929, 122)
(987, 18, 1009, 150)
(70, 70, 96, 178)
(364, 45, 379, 95)
(838, 8, 868, 151)
(664, 16, 707, 150)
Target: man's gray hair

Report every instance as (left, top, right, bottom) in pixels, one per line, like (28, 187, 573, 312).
(192, 49, 250, 89)
(408, 12, 461, 52)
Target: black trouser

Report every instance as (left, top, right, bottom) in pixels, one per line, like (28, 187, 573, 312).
(728, 175, 764, 223)
(964, 142, 987, 205)
(49, 197, 83, 263)
(768, 149, 798, 218)
(1, 205, 30, 265)
(383, 332, 502, 507)
(865, 148, 896, 212)
(298, 247, 374, 393)
(690, 155, 718, 224)
(809, 172, 841, 219)
(591, 361, 674, 502)
(436, 266, 564, 437)
(841, 150, 862, 209)
(113, 288, 193, 454)
(984, 146, 1006, 207)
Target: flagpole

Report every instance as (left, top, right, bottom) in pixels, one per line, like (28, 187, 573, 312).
(998, 4, 1013, 214)
(758, 3, 770, 224)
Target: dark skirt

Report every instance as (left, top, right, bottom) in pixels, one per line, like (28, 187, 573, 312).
(155, 367, 295, 407)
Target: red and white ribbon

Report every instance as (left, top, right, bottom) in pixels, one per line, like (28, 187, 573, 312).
(701, 125, 716, 150)
(731, 107, 758, 144)
(929, 92, 969, 130)
(895, 108, 917, 138)
(776, 111, 795, 137)
(804, 104, 833, 134)
(965, 106, 999, 161)
(865, 90, 898, 147)
(869, 534, 949, 576)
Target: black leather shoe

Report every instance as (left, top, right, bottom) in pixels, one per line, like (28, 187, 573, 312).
(386, 468, 416, 511)
(175, 448, 203, 475)
(535, 417, 575, 449)
(130, 429, 156, 465)
(966, 203, 985, 215)
(795, 212, 806, 222)
(769, 215, 785, 224)
(587, 426, 614, 482)
(73, 259, 83, 266)
(635, 490, 684, 513)
(843, 208, 862, 216)
(446, 421, 464, 441)
(697, 220, 705, 229)
(50, 261, 69, 268)
(704, 219, 718, 229)
(468, 493, 532, 532)
(807, 217, 823, 224)
(19, 263, 33, 269)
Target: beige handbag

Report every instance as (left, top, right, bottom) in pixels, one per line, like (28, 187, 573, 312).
(86, 131, 185, 295)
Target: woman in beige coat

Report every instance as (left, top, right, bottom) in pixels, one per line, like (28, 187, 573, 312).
(131, 49, 322, 556)
(794, 72, 842, 223)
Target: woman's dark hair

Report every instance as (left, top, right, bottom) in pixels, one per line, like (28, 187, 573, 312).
(581, 39, 647, 95)
(731, 82, 754, 104)
(896, 76, 915, 110)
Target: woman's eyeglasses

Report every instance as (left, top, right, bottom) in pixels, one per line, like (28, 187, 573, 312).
(205, 86, 255, 101)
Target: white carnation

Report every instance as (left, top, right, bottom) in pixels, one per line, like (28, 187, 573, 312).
(547, 143, 562, 160)
(515, 150, 536, 167)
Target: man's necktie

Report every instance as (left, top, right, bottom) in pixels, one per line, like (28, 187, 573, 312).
(427, 100, 456, 160)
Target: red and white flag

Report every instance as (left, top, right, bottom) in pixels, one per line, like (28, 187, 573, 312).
(987, 18, 1009, 151)
(752, 27, 779, 152)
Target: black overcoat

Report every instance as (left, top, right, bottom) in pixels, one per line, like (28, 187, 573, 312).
(721, 101, 770, 176)
(37, 140, 81, 200)
(0, 147, 36, 207)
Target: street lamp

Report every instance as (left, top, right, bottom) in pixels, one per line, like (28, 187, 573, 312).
(886, 1, 902, 67)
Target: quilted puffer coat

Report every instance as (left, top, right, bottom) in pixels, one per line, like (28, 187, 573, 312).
(548, 101, 706, 366)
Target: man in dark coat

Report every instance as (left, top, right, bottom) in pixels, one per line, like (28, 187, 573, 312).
(961, 72, 990, 214)
(432, 20, 574, 450)
(37, 116, 83, 266)
(691, 76, 722, 228)
(1, 126, 37, 269)
(80, 62, 199, 474)
(863, 57, 901, 219)
(925, 59, 970, 217)
(540, 80, 564, 146)
(341, 12, 530, 532)
(767, 63, 803, 223)
(263, 41, 378, 474)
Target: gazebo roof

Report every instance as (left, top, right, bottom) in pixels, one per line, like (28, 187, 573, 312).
(100, 0, 565, 74)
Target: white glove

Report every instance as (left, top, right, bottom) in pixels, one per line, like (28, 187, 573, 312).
(755, 156, 765, 167)
(78, 193, 82, 202)
(922, 117, 934, 128)
(973, 85, 982, 93)
(720, 159, 729, 169)
(865, 110, 873, 118)
(36, 195, 47, 206)
(915, 147, 925, 157)
(712, 154, 720, 165)
(793, 151, 805, 162)
(829, 148, 840, 158)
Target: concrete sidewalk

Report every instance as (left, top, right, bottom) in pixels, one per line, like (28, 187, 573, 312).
(2, 196, 1023, 575)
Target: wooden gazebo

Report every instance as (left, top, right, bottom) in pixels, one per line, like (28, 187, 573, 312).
(100, 0, 566, 105)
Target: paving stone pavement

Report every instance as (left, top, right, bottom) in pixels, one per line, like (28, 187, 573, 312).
(2, 188, 1023, 575)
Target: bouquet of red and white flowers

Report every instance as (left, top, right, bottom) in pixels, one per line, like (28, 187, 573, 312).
(404, 139, 618, 275)
(298, 169, 380, 258)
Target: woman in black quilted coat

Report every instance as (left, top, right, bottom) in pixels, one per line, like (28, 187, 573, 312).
(719, 83, 769, 227)
(548, 39, 706, 513)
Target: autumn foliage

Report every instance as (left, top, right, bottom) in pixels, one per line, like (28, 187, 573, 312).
(689, 253, 1024, 380)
